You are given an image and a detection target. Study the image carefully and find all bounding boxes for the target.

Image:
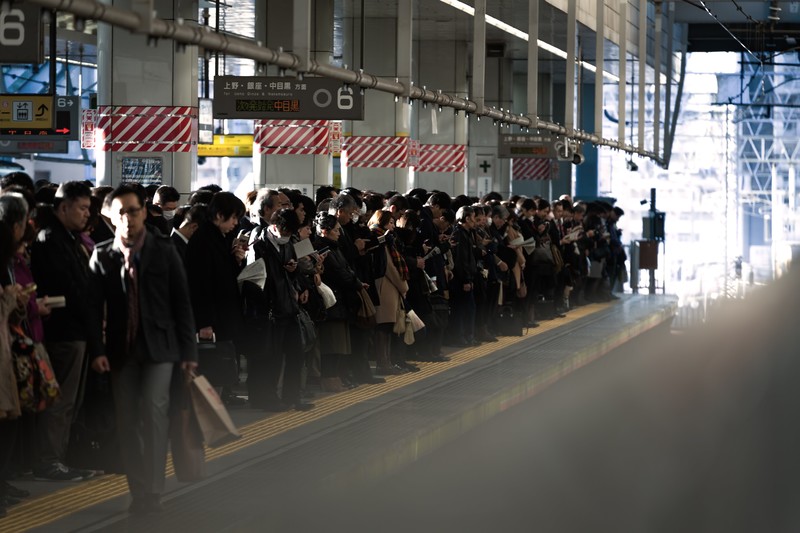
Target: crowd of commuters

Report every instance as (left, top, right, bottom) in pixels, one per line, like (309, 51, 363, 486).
(0, 171, 627, 517)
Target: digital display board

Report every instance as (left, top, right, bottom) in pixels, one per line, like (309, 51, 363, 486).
(498, 134, 558, 159)
(234, 99, 300, 113)
(214, 76, 364, 120)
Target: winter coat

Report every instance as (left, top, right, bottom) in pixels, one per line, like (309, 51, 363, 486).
(373, 247, 408, 325)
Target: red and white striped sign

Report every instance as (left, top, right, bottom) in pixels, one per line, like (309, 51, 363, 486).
(255, 119, 329, 155)
(96, 106, 196, 152)
(329, 121, 342, 155)
(416, 144, 466, 173)
(80, 109, 97, 149)
(344, 136, 409, 168)
(408, 139, 420, 167)
(512, 158, 558, 180)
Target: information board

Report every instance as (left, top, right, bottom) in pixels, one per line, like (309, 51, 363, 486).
(197, 134, 253, 157)
(198, 98, 214, 144)
(0, 139, 68, 154)
(214, 76, 364, 120)
(0, 96, 80, 141)
(0, 95, 52, 129)
(498, 134, 558, 159)
(121, 157, 163, 185)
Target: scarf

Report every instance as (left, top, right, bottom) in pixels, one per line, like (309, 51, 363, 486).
(115, 229, 147, 351)
(370, 225, 408, 281)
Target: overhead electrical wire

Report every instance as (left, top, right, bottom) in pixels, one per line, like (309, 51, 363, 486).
(698, 0, 762, 64)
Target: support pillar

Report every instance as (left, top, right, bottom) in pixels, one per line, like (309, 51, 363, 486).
(97, 0, 198, 194)
(253, 0, 333, 195)
(576, 86, 599, 198)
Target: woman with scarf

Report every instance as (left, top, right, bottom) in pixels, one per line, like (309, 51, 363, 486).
(367, 210, 409, 375)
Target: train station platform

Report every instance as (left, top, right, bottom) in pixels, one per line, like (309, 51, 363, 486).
(1, 294, 676, 533)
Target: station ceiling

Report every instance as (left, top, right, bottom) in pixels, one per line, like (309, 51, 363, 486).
(50, 0, 800, 73)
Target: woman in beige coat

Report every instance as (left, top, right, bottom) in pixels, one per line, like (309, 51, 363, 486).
(368, 210, 409, 375)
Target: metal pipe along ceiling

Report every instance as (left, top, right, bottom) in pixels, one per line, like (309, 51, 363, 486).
(23, 0, 663, 164)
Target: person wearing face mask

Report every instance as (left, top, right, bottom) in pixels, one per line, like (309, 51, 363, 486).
(246, 208, 314, 412)
(153, 185, 181, 225)
(368, 209, 410, 375)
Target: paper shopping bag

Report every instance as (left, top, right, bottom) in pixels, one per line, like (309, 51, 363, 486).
(406, 309, 425, 332)
(190, 374, 241, 447)
(169, 373, 206, 482)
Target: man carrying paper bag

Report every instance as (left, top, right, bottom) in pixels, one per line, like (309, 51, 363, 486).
(87, 185, 199, 515)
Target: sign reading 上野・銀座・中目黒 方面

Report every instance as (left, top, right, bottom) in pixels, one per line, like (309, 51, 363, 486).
(497, 133, 561, 159)
(213, 76, 364, 121)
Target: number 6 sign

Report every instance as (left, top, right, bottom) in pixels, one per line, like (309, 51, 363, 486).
(0, 4, 43, 64)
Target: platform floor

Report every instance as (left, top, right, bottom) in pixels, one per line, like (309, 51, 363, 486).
(1, 294, 677, 533)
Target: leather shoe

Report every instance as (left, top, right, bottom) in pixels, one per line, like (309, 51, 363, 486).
(417, 354, 450, 362)
(129, 495, 164, 515)
(401, 362, 420, 372)
(262, 402, 292, 413)
(2, 482, 29, 499)
(293, 402, 315, 412)
(2, 496, 20, 506)
(356, 375, 386, 384)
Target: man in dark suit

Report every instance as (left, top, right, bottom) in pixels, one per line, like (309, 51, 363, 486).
(88, 184, 198, 514)
(31, 181, 96, 482)
(170, 203, 207, 265)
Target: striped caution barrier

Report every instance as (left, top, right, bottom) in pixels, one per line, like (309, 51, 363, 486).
(344, 136, 409, 168)
(416, 144, 466, 172)
(512, 158, 558, 180)
(255, 119, 330, 155)
(97, 105, 196, 152)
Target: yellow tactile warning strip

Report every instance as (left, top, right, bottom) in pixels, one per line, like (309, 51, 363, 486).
(0, 303, 608, 532)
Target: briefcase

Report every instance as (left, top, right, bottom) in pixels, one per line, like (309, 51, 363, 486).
(196, 337, 239, 388)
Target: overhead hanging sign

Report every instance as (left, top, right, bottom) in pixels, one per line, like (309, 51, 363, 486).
(197, 134, 254, 157)
(0, 95, 52, 129)
(0, 4, 44, 64)
(0, 139, 68, 154)
(213, 76, 364, 120)
(0, 96, 80, 141)
(498, 133, 558, 159)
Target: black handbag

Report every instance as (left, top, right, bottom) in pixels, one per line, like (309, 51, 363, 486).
(197, 337, 239, 388)
(495, 305, 523, 336)
(297, 308, 317, 352)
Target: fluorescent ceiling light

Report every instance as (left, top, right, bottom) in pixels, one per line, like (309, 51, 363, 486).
(439, 0, 620, 83)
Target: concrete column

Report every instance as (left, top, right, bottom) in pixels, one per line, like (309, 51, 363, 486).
(253, 0, 333, 194)
(417, 39, 470, 196)
(97, 0, 198, 194)
(348, 14, 397, 193)
(396, 0, 413, 193)
(576, 84, 598, 199)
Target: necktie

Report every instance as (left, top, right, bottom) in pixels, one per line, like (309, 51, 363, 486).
(126, 255, 139, 351)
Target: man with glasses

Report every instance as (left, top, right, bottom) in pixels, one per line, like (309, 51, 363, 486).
(88, 184, 197, 514)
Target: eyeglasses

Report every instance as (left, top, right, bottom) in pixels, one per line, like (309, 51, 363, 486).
(118, 206, 143, 217)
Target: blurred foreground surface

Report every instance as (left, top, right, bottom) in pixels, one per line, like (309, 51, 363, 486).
(255, 266, 800, 533)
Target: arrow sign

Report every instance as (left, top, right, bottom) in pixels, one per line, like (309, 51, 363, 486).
(0, 95, 53, 129)
(56, 128, 70, 134)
